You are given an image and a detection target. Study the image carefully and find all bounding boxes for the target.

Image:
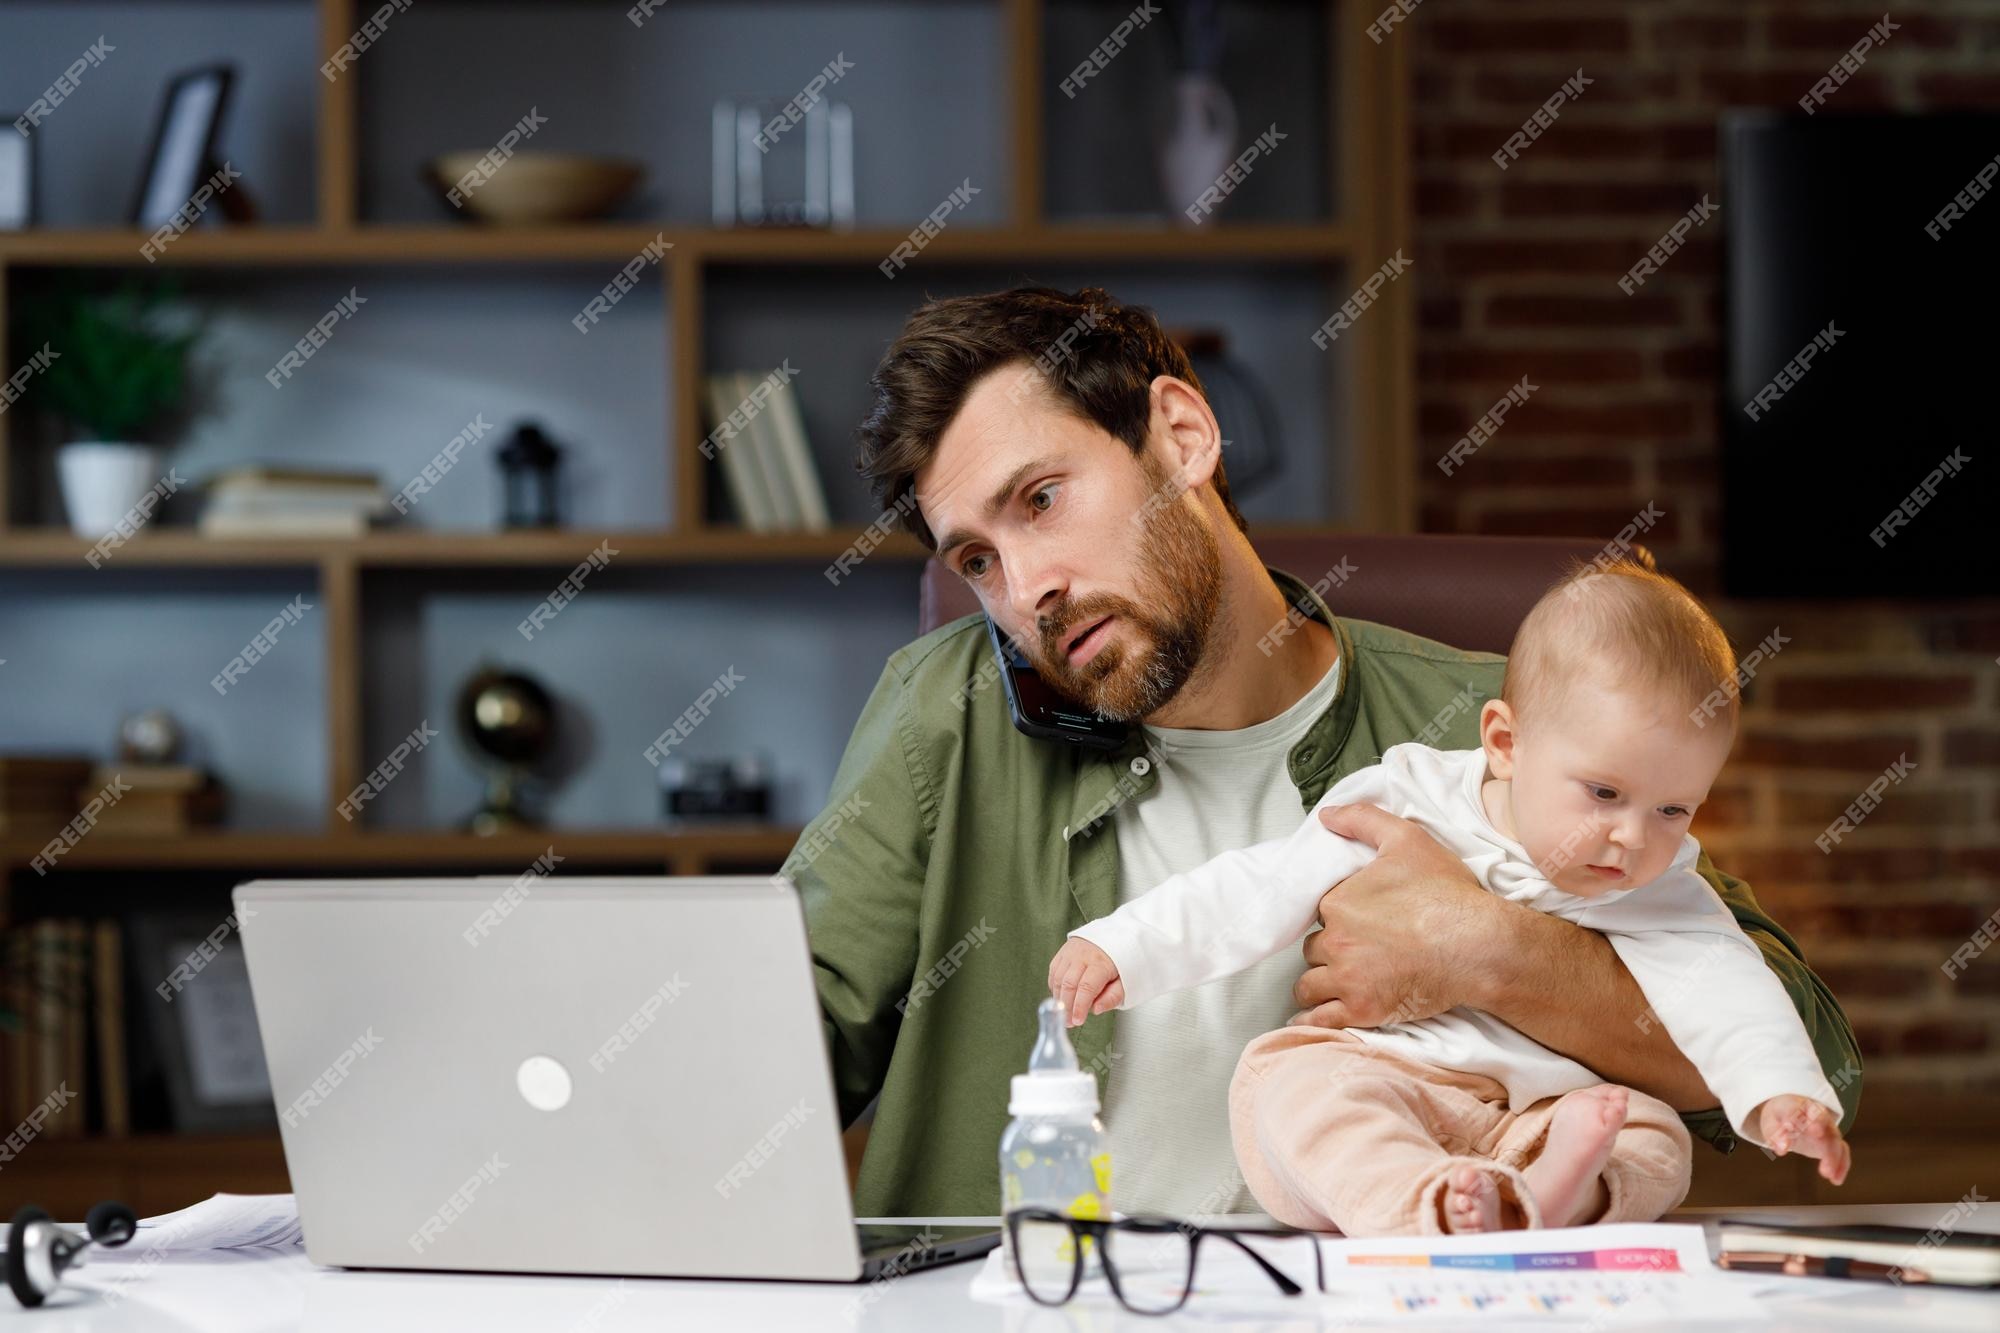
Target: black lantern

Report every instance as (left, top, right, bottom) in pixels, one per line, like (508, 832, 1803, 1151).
(496, 421, 562, 528)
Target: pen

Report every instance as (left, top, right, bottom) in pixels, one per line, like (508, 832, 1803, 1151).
(1717, 1250, 1928, 1283)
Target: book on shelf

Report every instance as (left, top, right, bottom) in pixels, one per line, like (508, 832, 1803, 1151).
(735, 370, 803, 529)
(0, 755, 93, 836)
(1, 928, 16, 1129)
(199, 465, 388, 538)
(199, 510, 373, 538)
(61, 921, 84, 1139)
(705, 372, 778, 531)
(103, 764, 208, 792)
(208, 465, 382, 493)
(702, 368, 833, 532)
(206, 492, 389, 518)
(0, 919, 92, 1139)
(0, 755, 95, 787)
(85, 764, 224, 835)
(93, 920, 130, 1137)
(764, 376, 832, 531)
(0, 918, 131, 1140)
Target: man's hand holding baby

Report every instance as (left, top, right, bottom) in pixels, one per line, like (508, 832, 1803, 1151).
(1048, 937, 1124, 1028)
(1301, 801, 1722, 1114)
(1754, 1094, 1851, 1184)
(1294, 802, 1495, 1028)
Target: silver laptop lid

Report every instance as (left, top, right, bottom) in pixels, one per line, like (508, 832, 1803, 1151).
(233, 876, 860, 1280)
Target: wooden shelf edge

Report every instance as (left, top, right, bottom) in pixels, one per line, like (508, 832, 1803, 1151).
(0, 525, 1384, 570)
(1, 826, 803, 872)
(0, 1131, 292, 1217)
(0, 223, 1355, 267)
(0, 528, 931, 568)
(18, 1130, 283, 1159)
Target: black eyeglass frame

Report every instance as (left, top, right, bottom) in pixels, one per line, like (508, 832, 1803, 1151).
(1003, 1207, 1327, 1316)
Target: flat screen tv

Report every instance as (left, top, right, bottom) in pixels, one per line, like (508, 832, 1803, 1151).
(1720, 111, 1995, 598)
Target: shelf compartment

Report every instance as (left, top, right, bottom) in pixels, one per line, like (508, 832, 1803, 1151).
(353, 0, 1010, 229)
(357, 562, 920, 831)
(703, 258, 1354, 527)
(1042, 0, 1337, 227)
(3, 262, 671, 533)
(3, 1, 320, 229)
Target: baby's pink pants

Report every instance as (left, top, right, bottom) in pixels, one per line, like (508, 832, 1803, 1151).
(1228, 1024, 1693, 1236)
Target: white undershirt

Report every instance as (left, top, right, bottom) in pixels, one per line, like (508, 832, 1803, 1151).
(1102, 654, 1342, 1216)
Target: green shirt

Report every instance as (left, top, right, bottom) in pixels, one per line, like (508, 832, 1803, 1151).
(786, 565, 1862, 1217)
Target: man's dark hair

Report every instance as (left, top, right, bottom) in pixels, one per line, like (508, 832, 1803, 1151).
(855, 285, 1252, 549)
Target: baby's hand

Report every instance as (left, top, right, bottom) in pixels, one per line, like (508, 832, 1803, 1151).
(1048, 938, 1124, 1028)
(1754, 1095, 1851, 1184)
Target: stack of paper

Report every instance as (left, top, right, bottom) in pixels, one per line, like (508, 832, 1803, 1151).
(101, 1193, 304, 1256)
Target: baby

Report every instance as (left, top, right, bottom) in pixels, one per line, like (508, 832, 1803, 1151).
(1048, 559, 1849, 1235)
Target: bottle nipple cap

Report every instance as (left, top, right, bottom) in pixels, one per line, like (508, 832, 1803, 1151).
(1011, 999, 1100, 1116)
(1029, 997, 1080, 1073)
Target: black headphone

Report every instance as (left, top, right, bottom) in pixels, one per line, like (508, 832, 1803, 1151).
(5, 1202, 137, 1308)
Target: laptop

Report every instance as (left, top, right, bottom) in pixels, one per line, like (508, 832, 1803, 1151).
(232, 875, 998, 1281)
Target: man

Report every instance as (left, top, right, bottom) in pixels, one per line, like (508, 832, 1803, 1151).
(783, 285, 1859, 1218)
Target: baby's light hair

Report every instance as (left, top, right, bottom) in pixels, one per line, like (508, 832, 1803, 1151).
(1501, 556, 1740, 735)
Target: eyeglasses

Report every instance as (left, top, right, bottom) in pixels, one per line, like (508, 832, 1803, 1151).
(1004, 1207, 1327, 1316)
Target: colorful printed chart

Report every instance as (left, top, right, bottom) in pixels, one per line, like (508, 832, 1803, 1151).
(1370, 1272, 1695, 1318)
(1345, 1243, 1682, 1273)
(1317, 1223, 1769, 1322)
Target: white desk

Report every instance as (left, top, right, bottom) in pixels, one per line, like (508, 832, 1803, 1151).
(28, 1209, 1998, 1331)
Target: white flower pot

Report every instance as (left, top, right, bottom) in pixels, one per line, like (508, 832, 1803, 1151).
(56, 442, 162, 538)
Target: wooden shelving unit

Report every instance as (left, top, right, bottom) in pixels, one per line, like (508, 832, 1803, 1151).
(0, 0, 1412, 866)
(0, 0, 1409, 1190)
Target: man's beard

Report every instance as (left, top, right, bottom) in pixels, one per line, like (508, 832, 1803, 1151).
(1033, 462, 1223, 723)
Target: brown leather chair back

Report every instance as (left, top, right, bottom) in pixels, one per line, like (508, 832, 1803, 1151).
(918, 532, 1654, 656)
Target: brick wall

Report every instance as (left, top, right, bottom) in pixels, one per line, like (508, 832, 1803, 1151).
(1408, 2, 2000, 1100)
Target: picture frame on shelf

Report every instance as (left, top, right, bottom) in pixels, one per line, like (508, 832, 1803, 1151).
(127, 910, 275, 1133)
(130, 64, 235, 229)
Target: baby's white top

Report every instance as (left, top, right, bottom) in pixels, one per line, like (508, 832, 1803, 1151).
(1071, 742, 1843, 1146)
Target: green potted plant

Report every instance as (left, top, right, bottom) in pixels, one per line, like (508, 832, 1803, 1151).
(15, 274, 205, 537)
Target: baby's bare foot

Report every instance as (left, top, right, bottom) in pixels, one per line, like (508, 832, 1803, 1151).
(1524, 1085, 1628, 1227)
(1443, 1165, 1501, 1234)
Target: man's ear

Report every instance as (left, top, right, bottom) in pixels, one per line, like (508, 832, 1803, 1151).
(1480, 698, 1518, 778)
(1149, 374, 1221, 494)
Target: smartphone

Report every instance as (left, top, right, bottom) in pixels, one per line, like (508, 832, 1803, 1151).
(984, 616, 1131, 751)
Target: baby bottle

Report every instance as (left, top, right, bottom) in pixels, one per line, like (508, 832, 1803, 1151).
(999, 998, 1112, 1276)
